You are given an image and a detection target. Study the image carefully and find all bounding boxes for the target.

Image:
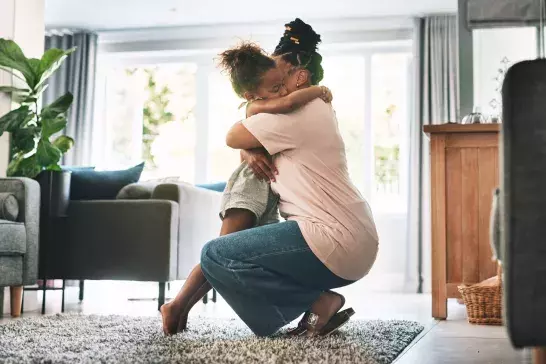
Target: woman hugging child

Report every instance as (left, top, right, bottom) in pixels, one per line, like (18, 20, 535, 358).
(160, 41, 331, 336)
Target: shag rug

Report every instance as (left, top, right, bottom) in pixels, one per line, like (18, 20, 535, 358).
(0, 314, 423, 364)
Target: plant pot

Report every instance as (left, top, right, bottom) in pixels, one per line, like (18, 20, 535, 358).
(35, 170, 72, 218)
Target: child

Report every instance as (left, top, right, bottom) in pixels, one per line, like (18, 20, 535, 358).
(160, 42, 332, 335)
(220, 44, 332, 229)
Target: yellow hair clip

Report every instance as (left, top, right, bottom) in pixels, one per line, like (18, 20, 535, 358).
(290, 37, 300, 44)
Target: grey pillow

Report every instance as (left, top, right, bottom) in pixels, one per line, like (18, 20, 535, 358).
(116, 183, 156, 200)
(0, 193, 19, 221)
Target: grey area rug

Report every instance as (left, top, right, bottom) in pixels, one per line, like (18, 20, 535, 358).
(0, 314, 423, 364)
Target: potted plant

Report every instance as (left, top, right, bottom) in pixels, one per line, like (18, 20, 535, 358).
(0, 39, 76, 216)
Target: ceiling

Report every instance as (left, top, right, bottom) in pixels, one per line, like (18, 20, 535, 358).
(45, 0, 457, 31)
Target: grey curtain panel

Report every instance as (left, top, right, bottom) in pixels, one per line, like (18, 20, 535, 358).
(467, 0, 545, 29)
(44, 31, 98, 166)
(406, 15, 459, 293)
(422, 15, 459, 124)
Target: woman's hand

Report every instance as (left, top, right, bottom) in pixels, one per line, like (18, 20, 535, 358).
(320, 86, 333, 103)
(241, 149, 278, 182)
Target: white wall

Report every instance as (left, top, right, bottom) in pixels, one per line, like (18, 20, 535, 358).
(473, 27, 537, 117)
(0, 0, 45, 314)
(0, 0, 45, 178)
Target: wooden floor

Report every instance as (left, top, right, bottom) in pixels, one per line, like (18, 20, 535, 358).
(1, 280, 529, 364)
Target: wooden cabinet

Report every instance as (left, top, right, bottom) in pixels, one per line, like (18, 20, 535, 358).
(424, 124, 500, 319)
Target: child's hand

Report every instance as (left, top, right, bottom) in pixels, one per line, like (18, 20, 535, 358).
(320, 86, 333, 103)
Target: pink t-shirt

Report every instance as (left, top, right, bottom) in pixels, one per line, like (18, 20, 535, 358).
(242, 99, 379, 281)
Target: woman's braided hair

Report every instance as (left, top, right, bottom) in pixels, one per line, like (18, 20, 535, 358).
(218, 42, 276, 98)
(272, 18, 324, 85)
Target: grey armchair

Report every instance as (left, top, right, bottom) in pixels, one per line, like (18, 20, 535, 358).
(0, 178, 40, 317)
(43, 182, 222, 310)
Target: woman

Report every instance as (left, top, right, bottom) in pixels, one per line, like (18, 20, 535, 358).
(160, 39, 332, 335)
(201, 18, 379, 337)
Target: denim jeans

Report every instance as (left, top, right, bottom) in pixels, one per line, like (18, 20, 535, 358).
(200, 220, 353, 336)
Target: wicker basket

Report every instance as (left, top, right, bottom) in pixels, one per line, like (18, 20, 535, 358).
(458, 265, 503, 325)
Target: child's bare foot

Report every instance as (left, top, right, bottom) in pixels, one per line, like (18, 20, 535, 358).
(160, 302, 180, 336)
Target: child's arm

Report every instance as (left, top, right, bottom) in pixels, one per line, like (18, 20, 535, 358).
(246, 85, 331, 117)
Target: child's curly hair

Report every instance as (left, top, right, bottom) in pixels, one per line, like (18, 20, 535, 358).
(218, 42, 276, 98)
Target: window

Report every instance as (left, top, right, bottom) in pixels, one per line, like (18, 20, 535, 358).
(99, 63, 198, 182)
(207, 69, 245, 183)
(371, 53, 411, 212)
(321, 50, 412, 212)
(473, 27, 537, 116)
(321, 56, 367, 196)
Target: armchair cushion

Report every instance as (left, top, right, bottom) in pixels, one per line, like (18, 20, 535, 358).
(0, 177, 40, 284)
(0, 220, 26, 255)
(0, 193, 19, 221)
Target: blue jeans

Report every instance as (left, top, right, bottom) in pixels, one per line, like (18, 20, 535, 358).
(200, 220, 353, 336)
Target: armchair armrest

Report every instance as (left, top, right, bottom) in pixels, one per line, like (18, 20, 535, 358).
(48, 199, 179, 282)
(152, 183, 222, 278)
(0, 178, 40, 284)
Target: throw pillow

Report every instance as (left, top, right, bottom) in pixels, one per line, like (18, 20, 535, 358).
(116, 182, 156, 200)
(0, 193, 19, 221)
(116, 177, 181, 200)
(69, 163, 145, 200)
(61, 166, 95, 172)
(196, 182, 227, 193)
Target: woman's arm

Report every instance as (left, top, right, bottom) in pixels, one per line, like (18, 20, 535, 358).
(246, 85, 331, 117)
(226, 122, 261, 149)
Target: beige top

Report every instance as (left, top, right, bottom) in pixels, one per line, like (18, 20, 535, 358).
(242, 99, 379, 281)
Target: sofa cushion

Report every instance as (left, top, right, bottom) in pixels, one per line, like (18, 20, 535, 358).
(0, 193, 19, 221)
(69, 163, 145, 200)
(0, 220, 26, 255)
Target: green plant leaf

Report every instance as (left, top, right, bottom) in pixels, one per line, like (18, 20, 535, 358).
(27, 58, 40, 79)
(0, 106, 31, 134)
(0, 39, 34, 88)
(12, 127, 38, 154)
(41, 93, 73, 120)
(34, 83, 49, 98)
(45, 164, 62, 172)
(0, 86, 29, 93)
(52, 135, 74, 153)
(35, 47, 76, 89)
(12, 93, 31, 104)
(20, 112, 35, 128)
(42, 115, 67, 138)
(36, 139, 61, 168)
(7, 154, 41, 178)
(6, 155, 23, 177)
(22, 96, 37, 104)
